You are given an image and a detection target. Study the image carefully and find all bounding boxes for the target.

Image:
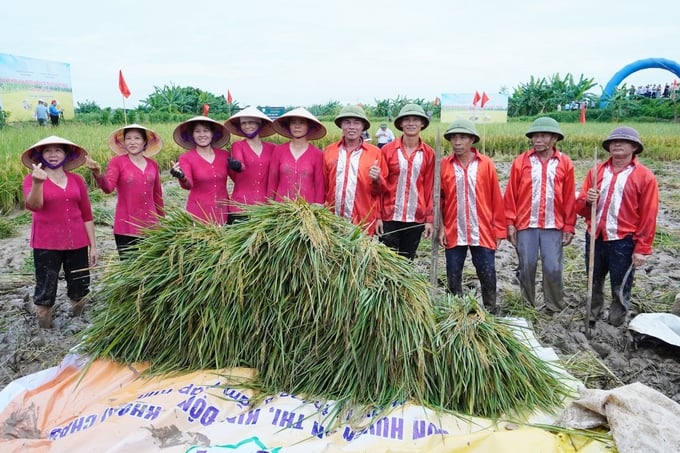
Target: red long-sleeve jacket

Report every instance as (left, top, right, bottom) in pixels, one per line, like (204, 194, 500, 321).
(504, 148, 576, 233)
(575, 157, 658, 255)
(380, 137, 435, 224)
(440, 149, 506, 250)
(323, 140, 387, 235)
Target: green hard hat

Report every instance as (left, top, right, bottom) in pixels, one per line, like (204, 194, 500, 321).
(525, 117, 564, 141)
(443, 118, 480, 143)
(334, 105, 370, 131)
(394, 103, 430, 131)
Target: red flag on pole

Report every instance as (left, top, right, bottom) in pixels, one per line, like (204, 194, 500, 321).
(118, 70, 131, 99)
(227, 90, 233, 105)
(579, 102, 586, 124)
(472, 91, 481, 106)
(203, 103, 210, 116)
(480, 92, 490, 108)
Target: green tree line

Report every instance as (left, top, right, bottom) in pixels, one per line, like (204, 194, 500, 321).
(3, 72, 677, 129)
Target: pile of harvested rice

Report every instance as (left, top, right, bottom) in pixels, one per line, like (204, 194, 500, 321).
(80, 199, 572, 419)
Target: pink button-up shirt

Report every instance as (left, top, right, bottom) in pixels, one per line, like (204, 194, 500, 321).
(178, 148, 230, 224)
(267, 143, 325, 204)
(229, 140, 275, 213)
(95, 154, 164, 236)
(23, 173, 93, 250)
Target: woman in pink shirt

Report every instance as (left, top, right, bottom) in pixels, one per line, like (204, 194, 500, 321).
(21, 136, 97, 328)
(223, 106, 276, 223)
(268, 107, 326, 204)
(170, 116, 231, 224)
(86, 124, 164, 256)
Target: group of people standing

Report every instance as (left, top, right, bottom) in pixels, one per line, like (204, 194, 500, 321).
(33, 99, 62, 127)
(315, 107, 658, 326)
(21, 105, 658, 331)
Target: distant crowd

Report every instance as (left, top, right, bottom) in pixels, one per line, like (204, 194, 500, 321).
(628, 82, 678, 99)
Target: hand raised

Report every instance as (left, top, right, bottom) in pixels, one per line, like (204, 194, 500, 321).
(85, 156, 101, 173)
(369, 159, 380, 181)
(31, 162, 47, 182)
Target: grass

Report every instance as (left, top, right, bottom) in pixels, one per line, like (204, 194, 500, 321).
(654, 227, 680, 251)
(0, 217, 14, 239)
(562, 350, 624, 388)
(501, 289, 539, 323)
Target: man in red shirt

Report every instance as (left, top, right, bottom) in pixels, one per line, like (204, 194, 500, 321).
(576, 126, 659, 327)
(439, 119, 506, 312)
(323, 105, 387, 236)
(375, 104, 434, 260)
(504, 117, 576, 313)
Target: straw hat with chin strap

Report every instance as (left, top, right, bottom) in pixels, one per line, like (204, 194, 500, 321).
(224, 106, 275, 138)
(173, 116, 231, 150)
(108, 124, 163, 157)
(272, 107, 327, 140)
(21, 135, 88, 171)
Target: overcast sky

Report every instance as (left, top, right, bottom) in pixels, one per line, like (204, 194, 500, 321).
(4, 0, 679, 109)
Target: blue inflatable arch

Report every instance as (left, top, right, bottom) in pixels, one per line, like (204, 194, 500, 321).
(599, 57, 680, 107)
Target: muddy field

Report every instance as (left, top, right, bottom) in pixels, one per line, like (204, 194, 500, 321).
(1, 160, 679, 404)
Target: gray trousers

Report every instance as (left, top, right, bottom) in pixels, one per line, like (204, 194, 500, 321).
(516, 228, 565, 312)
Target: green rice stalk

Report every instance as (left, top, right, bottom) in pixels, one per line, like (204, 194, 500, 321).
(426, 293, 575, 419)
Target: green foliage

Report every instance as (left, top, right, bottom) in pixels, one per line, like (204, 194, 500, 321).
(140, 83, 239, 116)
(0, 109, 9, 128)
(75, 100, 102, 114)
(92, 205, 114, 226)
(509, 73, 596, 116)
(371, 95, 440, 120)
(0, 216, 15, 239)
(308, 100, 342, 119)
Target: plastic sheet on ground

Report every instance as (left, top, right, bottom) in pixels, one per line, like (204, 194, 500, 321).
(0, 354, 610, 453)
(628, 312, 680, 347)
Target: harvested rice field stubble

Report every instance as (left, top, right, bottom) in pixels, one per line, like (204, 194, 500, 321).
(1, 160, 680, 415)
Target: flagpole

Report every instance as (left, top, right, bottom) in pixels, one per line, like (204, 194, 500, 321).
(122, 96, 128, 125)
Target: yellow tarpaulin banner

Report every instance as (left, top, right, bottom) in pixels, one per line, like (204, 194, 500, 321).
(0, 355, 609, 452)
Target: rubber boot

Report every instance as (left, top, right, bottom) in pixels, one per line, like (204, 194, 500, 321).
(36, 305, 53, 329)
(71, 298, 86, 317)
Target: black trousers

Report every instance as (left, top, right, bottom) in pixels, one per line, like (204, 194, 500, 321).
(114, 234, 142, 258)
(379, 221, 425, 260)
(33, 247, 90, 307)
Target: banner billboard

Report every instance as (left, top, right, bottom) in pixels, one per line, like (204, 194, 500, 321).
(440, 92, 509, 124)
(0, 53, 73, 122)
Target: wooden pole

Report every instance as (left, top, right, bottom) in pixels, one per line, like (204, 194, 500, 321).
(122, 96, 128, 125)
(430, 126, 442, 286)
(585, 147, 598, 337)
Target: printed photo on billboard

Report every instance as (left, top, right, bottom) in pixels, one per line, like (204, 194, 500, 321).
(0, 53, 73, 122)
(440, 92, 509, 124)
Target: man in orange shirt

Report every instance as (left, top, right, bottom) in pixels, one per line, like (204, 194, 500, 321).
(576, 127, 658, 327)
(504, 117, 576, 313)
(439, 119, 506, 312)
(323, 105, 387, 235)
(376, 104, 435, 260)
